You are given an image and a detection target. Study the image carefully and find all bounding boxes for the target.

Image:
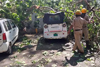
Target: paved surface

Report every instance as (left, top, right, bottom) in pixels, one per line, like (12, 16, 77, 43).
(0, 34, 100, 67)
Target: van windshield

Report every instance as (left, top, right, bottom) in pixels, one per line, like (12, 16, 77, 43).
(48, 15, 60, 24)
(43, 12, 64, 24)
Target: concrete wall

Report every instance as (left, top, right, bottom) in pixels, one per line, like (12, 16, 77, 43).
(24, 13, 43, 33)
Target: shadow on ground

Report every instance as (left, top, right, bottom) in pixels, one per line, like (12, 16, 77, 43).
(0, 53, 9, 62)
(36, 37, 69, 50)
(0, 35, 36, 62)
(64, 51, 94, 66)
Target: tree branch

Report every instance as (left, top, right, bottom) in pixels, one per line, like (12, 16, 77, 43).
(26, 5, 40, 12)
(82, 0, 100, 21)
(93, 11, 100, 21)
(39, 6, 56, 13)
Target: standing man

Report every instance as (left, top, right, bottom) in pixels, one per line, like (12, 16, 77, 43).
(68, 10, 88, 53)
(81, 8, 91, 50)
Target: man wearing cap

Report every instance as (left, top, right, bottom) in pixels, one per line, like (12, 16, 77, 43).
(81, 8, 91, 50)
(68, 10, 88, 53)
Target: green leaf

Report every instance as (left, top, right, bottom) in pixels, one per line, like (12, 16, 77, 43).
(71, 29, 73, 32)
(86, 58, 91, 61)
(56, 52, 61, 56)
(32, 60, 37, 64)
(14, 55, 17, 58)
(42, 51, 49, 56)
(70, 0, 72, 2)
(50, 10, 55, 13)
(80, 5, 83, 9)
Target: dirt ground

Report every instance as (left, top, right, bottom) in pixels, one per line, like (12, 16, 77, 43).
(0, 34, 100, 67)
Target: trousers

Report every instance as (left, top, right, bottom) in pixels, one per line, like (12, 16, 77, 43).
(82, 27, 89, 40)
(83, 27, 91, 49)
(73, 30, 84, 52)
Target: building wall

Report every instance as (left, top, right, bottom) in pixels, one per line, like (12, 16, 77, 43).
(24, 13, 43, 33)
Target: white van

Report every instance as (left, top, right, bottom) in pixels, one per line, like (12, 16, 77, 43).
(43, 12, 68, 39)
(0, 18, 19, 54)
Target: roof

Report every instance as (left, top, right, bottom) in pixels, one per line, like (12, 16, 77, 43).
(0, 18, 11, 21)
(0, 18, 5, 20)
(45, 12, 64, 15)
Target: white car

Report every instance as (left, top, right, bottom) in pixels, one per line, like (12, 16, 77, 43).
(0, 18, 19, 54)
(43, 12, 68, 39)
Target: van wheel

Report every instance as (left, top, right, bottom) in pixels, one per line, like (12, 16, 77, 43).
(6, 44, 12, 55)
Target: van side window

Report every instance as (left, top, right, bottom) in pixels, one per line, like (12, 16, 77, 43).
(3, 22, 8, 31)
(5, 21, 12, 30)
(10, 21, 16, 28)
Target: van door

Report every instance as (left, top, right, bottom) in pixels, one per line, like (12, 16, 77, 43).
(9, 20, 16, 41)
(48, 24, 62, 32)
(0, 25, 3, 46)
